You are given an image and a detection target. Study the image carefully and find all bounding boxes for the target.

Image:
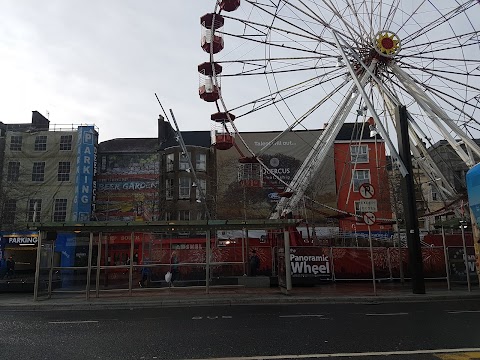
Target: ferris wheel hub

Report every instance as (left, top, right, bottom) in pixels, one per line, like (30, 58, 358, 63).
(373, 30, 401, 58)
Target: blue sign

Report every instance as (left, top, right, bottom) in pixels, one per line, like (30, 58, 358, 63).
(467, 164, 480, 225)
(73, 126, 97, 222)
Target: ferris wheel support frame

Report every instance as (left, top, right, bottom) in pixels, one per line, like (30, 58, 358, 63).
(271, 65, 376, 219)
(333, 31, 408, 177)
(382, 88, 458, 198)
(390, 63, 480, 168)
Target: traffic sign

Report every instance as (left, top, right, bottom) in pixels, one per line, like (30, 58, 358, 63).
(363, 212, 376, 225)
(358, 199, 378, 212)
(359, 183, 375, 199)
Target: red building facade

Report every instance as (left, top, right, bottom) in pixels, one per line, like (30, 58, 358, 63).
(334, 123, 393, 233)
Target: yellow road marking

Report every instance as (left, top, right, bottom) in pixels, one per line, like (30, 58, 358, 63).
(435, 352, 480, 360)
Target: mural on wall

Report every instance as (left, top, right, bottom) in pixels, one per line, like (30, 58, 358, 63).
(215, 131, 337, 220)
(96, 153, 159, 221)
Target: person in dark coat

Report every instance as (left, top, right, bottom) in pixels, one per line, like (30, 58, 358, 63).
(249, 250, 260, 276)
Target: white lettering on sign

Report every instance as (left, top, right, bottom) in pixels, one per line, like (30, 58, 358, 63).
(8, 237, 38, 244)
(290, 254, 330, 275)
(358, 199, 378, 212)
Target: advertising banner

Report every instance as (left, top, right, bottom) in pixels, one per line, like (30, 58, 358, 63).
(96, 153, 160, 221)
(73, 126, 97, 222)
(290, 247, 332, 279)
(447, 246, 477, 282)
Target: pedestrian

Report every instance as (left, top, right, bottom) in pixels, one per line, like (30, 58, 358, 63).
(249, 250, 260, 276)
(170, 251, 179, 287)
(5, 256, 15, 279)
(138, 259, 151, 288)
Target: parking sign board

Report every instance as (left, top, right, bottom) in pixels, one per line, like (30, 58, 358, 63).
(358, 199, 378, 212)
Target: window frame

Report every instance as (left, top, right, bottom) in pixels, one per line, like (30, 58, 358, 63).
(196, 179, 207, 199)
(27, 199, 42, 222)
(178, 177, 191, 199)
(32, 161, 46, 182)
(179, 152, 191, 171)
(53, 199, 68, 222)
(10, 135, 22, 151)
(3, 199, 17, 224)
(350, 145, 369, 163)
(352, 169, 371, 192)
(196, 153, 207, 172)
(165, 178, 174, 200)
(7, 161, 20, 181)
(34, 135, 47, 151)
(178, 210, 190, 221)
(166, 153, 174, 172)
(57, 161, 71, 182)
(60, 135, 73, 151)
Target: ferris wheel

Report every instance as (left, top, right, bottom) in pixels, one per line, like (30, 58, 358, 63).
(198, 0, 480, 219)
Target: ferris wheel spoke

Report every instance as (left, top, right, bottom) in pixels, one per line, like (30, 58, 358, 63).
(221, 64, 338, 77)
(402, 1, 477, 46)
(243, 0, 343, 50)
(401, 41, 479, 59)
(223, 14, 334, 47)
(401, 30, 480, 52)
(230, 71, 346, 118)
(398, 62, 480, 94)
(398, 61, 480, 82)
(390, 62, 480, 164)
(256, 78, 351, 156)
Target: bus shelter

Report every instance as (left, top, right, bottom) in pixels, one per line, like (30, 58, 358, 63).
(28, 219, 296, 301)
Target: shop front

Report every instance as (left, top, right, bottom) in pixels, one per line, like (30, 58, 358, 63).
(0, 231, 39, 281)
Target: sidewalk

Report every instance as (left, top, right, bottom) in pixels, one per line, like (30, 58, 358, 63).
(1, 282, 479, 311)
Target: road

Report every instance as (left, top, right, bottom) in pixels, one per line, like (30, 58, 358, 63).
(1, 300, 480, 360)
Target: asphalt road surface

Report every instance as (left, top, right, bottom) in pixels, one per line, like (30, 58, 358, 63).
(1, 300, 480, 360)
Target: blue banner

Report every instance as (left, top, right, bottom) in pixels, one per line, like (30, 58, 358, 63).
(466, 163, 480, 225)
(73, 126, 97, 222)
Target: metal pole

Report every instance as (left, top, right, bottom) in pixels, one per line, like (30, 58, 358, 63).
(284, 228, 292, 292)
(129, 232, 134, 296)
(96, 232, 102, 298)
(86, 232, 94, 300)
(460, 223, 471, 292)
(396, 221, 405, 283)
(330, 246, 336, 283)
(206, 230, 211, 294)
(387, 247, 393, 281)
(47, 237, 55, 299)
(368, 225, 377, 296)
(441, 226, 451, 291)
(33, 231, 43, 301)
(395, 105, 425, 294)
(242, 228, 246, 275)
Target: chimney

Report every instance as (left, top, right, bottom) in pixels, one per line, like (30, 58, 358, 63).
(31, 111, 50, 130)
(158, 114, 165, 145)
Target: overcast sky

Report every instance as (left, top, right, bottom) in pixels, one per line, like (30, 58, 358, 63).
(0, 1, 220, 142)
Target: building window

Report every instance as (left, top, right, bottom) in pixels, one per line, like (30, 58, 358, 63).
(196, 153, 207, 171)
(27, 199, 42, 222)
(431, 187, 438, 201)
(179, 177, 191, 199)
(58, 161, 71, 181)
(3, 199, 17, 224)
(32, 162, 46, 182)
(352, 169, 370, 191)
(10, 135, 22, 151)
(60, 135, 73, 151)
(196, 179, 207, 199)
(197, 211, 206, 220)
(179, 152, 191, 171)
(34, 135, 47, 151)
(7, 161, 20, 181)
(178, 210, 190, 221)
(164, 211, 172, 221)
(350, 145, 368, 163)
(166, 153, 174, 172)
(53, 199, 67, 222)
(166, 178, 174, 200)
